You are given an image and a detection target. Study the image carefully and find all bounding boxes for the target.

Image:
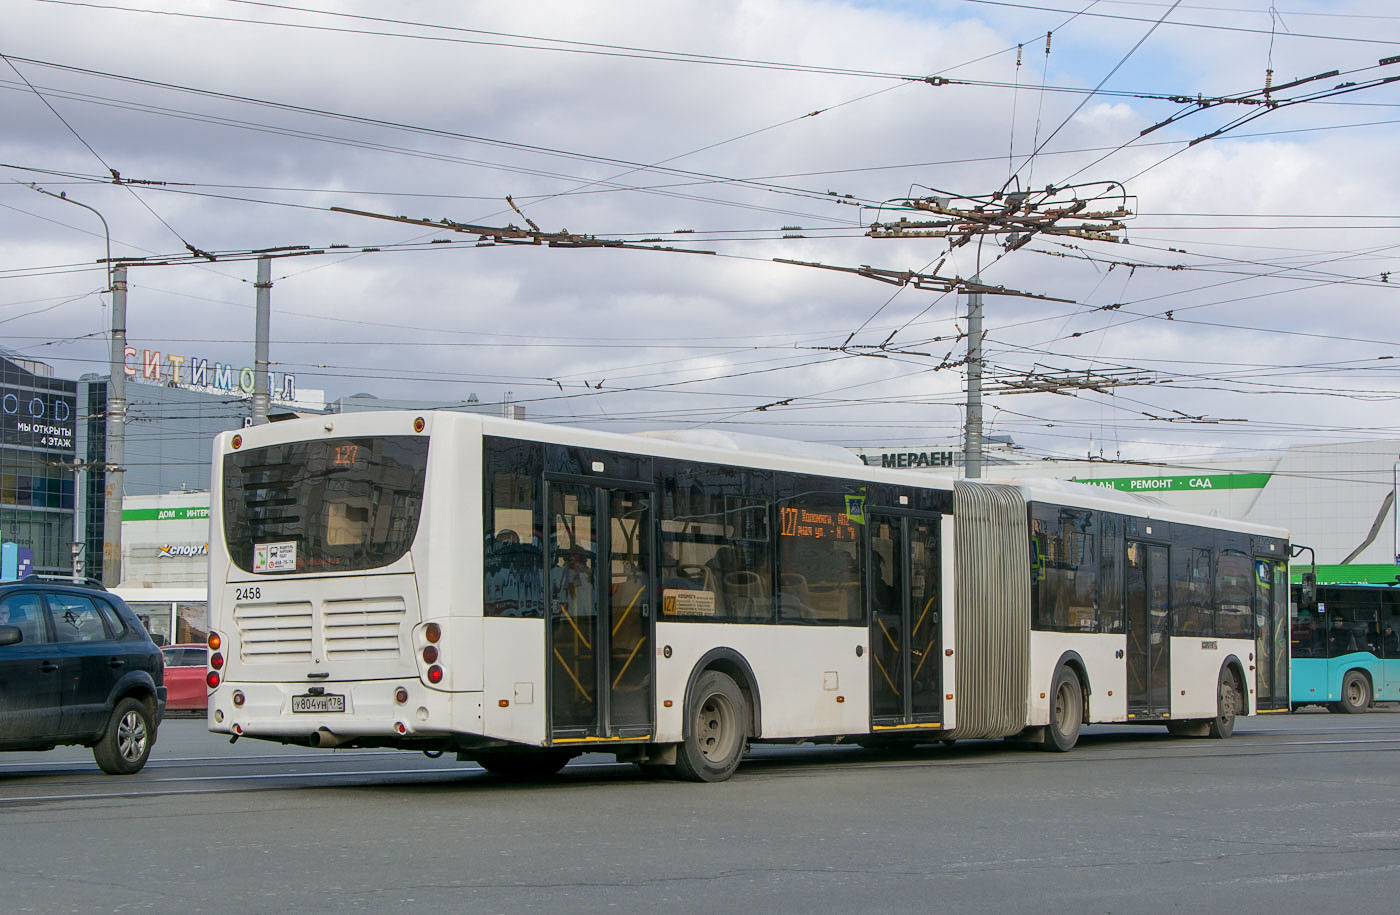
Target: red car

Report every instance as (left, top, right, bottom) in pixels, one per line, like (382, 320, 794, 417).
(161, 644, 209, 713)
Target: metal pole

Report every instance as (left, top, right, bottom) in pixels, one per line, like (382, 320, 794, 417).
(252, 256, 271, 425)
(964, 278, 984, 479)
(25, 184, 111, 295)
(102, 264, 127, 587)
(25, 186, 114, 579)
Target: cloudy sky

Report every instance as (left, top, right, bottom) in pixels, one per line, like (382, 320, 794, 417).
(4, 0, 1399, 467)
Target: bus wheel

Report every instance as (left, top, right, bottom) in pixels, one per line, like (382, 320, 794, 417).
(1339, 671, 1371, 714)
(1041, 667, 1083, 752)
(474, 749, 573, 778)
(1206, 669, 1240, 739)
(676, 670, 748, 782)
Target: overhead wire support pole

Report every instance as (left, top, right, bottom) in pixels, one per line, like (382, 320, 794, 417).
(965, 277, 983, 480)
(103, 264, 127, 587)
(252, 256, 272, 425)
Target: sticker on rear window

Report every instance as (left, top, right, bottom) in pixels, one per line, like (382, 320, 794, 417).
(254, 541, 297, 573)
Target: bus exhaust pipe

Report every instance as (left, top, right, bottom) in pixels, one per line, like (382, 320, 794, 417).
(313, 728, 352, 748)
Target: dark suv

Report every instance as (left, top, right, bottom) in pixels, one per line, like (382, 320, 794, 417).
(0, 576, 166, 774)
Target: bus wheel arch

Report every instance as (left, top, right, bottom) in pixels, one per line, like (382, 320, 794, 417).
(672, 649, 760, 782)
(1041, 657, 1087, 752)
(1338, 669, 1372, 714)
(684, 648, 762, 740)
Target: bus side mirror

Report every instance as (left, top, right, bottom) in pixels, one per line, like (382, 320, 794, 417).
(1300, 571, 1317, 610)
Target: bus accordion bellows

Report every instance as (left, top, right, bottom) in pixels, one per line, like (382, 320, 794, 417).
(206, 411, 1293, 781)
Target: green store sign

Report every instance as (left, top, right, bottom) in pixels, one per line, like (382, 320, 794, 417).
(1070, 473, 1271, 493)
(122, 506, 211, 522)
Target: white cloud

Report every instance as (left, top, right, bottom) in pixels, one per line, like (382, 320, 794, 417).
(3, 0, 1399, 457)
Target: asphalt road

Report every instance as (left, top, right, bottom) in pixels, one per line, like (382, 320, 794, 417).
(3, 710, 1399, 913)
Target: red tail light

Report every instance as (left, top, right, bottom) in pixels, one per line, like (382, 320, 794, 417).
(427, 665, 443, 684)
(422, 645, 439, 664)
(207, 670, 221, 689)
(210, 652, 225, 670)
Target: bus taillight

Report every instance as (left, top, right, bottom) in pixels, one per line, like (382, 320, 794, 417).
(422, 644, 438, 664)
(427, 665, 443, 684)
(207, 670, 221, 689)
(210, 652, 225, 670)
(425, 623, 441, 644)
(208, 631, 222, 651)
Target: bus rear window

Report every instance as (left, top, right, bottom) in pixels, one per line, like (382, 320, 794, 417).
(223, 436, 429, 574)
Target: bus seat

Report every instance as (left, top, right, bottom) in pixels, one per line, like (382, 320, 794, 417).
(724, 571, 767, 619)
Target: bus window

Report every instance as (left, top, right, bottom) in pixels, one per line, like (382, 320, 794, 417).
(484, 438, 544, 618)
(1172, 542, 1213, 635)
(659, 463, 773, 624)
(1030, 504, 1098, 632)
(777, 476, 864, 625)
(175, 601, 208, 645)
(125, 601, 173, 646)
(1214, 548, 1254, 638)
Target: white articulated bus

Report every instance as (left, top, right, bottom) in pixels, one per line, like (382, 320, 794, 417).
(206, 411, 1292, 781)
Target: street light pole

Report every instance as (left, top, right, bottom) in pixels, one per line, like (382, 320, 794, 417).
(26, 185, 123, 584)
(27, 184, 112, 294)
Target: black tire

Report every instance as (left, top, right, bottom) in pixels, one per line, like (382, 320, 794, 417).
(1041, 666, 1083, 752)
(1339, 670, 1371, 714)
(93, 697, 156, 775)
(1206, 669, 1241, 739)
(675, 670, 748, 782)
(474, 749, 573, 778)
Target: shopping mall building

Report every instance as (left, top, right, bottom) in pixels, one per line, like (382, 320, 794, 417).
(851, 440, 1400, 585)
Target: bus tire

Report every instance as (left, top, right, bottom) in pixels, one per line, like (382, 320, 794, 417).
(1206, 668, 1240, 739)
(474, 749, 573, 778)
(1040, 666, 1083, 752)
(1339, 671, 1371, 714)
(675, 670, 748, 782)
(93, 697, 156, 775)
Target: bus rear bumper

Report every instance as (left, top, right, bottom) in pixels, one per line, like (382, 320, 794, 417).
(207, 679, 468, 744)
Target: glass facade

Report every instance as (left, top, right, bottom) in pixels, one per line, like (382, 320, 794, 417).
(0, 355, 78, 576)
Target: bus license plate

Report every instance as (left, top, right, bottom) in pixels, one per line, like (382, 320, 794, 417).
(291, 694, 345, 713)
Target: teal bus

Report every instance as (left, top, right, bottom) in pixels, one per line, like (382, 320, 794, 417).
(1291, 582, 1400, 712)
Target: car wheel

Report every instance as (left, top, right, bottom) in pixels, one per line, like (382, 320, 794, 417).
(93, 697, 156, 775)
